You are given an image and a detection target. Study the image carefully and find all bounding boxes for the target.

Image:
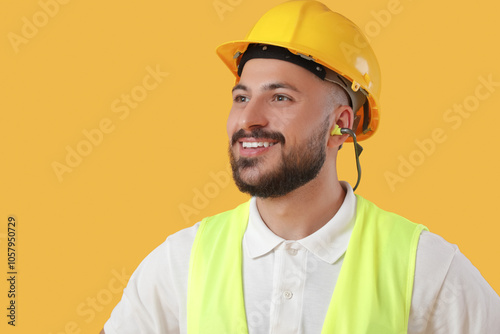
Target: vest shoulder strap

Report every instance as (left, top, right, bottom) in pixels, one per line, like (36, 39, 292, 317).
(322, 195, 428, 333)
(187, 200, 250, 334)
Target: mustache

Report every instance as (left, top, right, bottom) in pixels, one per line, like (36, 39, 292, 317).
(231, 128, 286, 146)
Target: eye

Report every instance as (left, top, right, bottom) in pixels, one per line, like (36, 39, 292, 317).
(233, 95, 249, 103)
(273, 94, 292, 102)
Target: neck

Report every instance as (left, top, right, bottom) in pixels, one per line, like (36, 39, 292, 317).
(255, 164, 346, 240)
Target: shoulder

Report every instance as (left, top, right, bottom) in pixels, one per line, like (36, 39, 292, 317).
(356, 195, 414, 223)
(412, 231, 459, 300)
(415, 230, 458, 267)
(133, 200, 252, 278)
(141, 223, 200, 264)
(410, 231, 500, 333)
(140, 223, 200, 278)
(164, 222, 200, 253)
(355, 195, 426, 234)
(125, 223, 200, 292)
(104, 223, 201, 334)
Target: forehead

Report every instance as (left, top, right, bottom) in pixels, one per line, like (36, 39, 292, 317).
(237, 58, 326, 91)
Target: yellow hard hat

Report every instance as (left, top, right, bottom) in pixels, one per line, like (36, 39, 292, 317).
(216, 0, 381, 141)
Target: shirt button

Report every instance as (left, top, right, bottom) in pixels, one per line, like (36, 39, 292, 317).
(287, 248, 298, 256)
(283, 291, 293, 299)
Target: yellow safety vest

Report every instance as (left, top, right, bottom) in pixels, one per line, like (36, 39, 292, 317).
(187, 195, 427, 333)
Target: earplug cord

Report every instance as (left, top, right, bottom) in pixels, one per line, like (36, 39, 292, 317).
(340, 128, 363, 191)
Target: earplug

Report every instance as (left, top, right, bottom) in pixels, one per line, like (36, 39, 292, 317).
(330, 124, 342, 136)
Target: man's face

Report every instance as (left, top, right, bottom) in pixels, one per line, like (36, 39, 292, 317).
(227, 58, 334, 198)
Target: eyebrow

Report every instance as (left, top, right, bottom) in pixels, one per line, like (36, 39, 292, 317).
(231, 82, 300, 93)
(232, 83, 247, 93)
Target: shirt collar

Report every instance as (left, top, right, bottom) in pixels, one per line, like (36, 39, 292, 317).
(244, 181, 357, 264)
(244, 197, 285, 259)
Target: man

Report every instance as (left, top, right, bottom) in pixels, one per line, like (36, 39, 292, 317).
(103, 1, 500, 333)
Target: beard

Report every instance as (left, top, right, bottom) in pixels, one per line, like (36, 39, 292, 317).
(229, 120, 329, 198)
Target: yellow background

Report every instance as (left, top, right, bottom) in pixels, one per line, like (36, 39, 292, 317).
(1, 0, 499, 332)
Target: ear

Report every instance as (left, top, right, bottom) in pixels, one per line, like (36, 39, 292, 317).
(327, 105, 353, 148)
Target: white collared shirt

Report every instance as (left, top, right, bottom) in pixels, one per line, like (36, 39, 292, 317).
(242, 182, 357, 333)
(105, 183, 500, 333)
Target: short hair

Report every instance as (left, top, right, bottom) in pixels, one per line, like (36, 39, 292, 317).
(328, 81, 350, 109)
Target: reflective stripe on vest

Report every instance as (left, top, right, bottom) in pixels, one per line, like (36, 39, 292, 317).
(187, 195, 427, 333)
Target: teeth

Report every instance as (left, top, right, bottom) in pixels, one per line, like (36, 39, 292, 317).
(242, 142, 275, 148)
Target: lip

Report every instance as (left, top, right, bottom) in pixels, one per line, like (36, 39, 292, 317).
(237, 138, 279, 157)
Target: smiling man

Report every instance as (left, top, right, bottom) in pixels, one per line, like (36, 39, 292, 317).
(102, 1, 500, 333)
(227, 55, 350, 241)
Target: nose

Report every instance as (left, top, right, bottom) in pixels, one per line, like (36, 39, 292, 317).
(236, 97, 268, 132)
